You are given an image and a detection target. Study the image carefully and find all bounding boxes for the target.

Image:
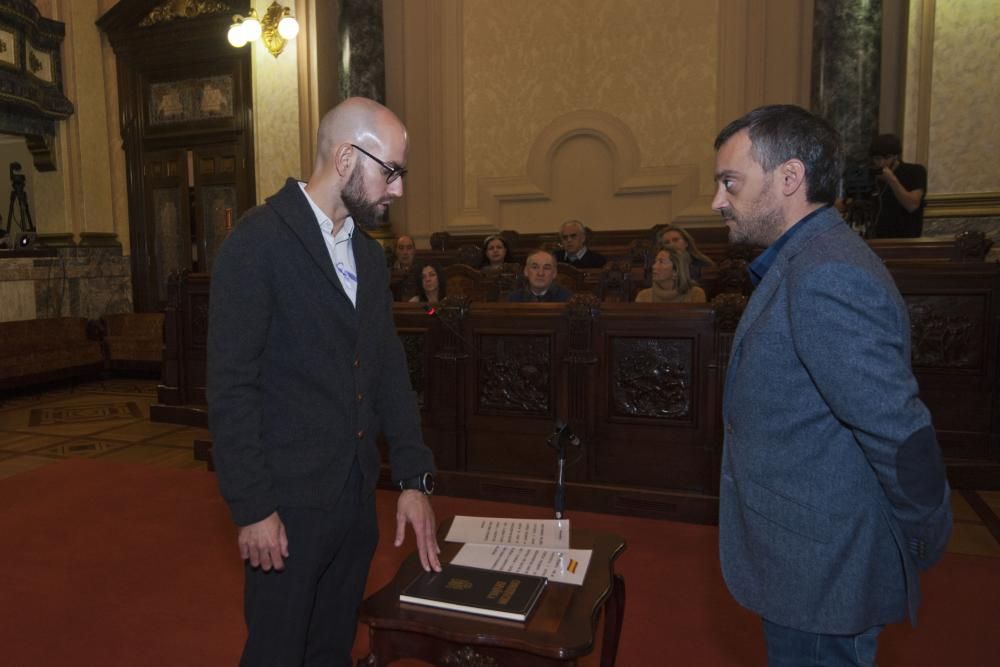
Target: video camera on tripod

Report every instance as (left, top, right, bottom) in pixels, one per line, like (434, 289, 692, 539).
(1, 162, 37, 250)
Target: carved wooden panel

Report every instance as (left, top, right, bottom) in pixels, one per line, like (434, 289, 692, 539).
(399, 331, 425, 406)
(188, 292, 209, 348)
(609, 336, 692, 420)
(907, 294, 985, 369)
(477, 334, 551, 414)
(152, 186, 186, 303)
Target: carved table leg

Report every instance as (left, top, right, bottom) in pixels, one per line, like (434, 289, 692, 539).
(600, 574, 626, 667)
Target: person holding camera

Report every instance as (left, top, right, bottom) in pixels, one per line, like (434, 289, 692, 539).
(870, 134, 927, 238)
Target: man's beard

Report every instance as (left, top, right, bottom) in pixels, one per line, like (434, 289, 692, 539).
(341, 167, 387, 230)
(721, 184, 784, 247)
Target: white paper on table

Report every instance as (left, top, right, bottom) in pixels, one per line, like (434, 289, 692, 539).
(450, 543, 593, 586)
(445, 516, 570, 548)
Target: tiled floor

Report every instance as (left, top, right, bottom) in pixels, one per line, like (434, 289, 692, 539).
(1, 379, 998, 558)
(0, 379, 209, 480)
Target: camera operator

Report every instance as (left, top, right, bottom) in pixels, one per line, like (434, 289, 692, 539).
(870, 134, 927, 238)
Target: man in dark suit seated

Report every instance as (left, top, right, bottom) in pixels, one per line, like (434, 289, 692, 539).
(553, 219, 607, 268)
(507, 250, 572, 302)
(208, 97, 441, 666)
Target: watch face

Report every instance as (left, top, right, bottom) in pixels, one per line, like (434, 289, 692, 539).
(422, 472, 435, 494)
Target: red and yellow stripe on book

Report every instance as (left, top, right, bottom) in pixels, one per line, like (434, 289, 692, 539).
(566, 559, 579, 573)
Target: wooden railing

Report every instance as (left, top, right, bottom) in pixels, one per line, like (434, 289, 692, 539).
(153, 257, 1000, 522)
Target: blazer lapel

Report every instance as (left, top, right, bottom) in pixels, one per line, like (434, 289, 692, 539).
(268, 178, 351, 304)
(728, 208, 844, 362)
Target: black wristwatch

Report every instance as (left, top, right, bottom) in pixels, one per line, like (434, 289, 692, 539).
(397, 472, 435, 495)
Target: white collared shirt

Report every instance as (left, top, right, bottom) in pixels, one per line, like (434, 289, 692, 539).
(299, 182, 357, 306)
(567, 247, 589, 262)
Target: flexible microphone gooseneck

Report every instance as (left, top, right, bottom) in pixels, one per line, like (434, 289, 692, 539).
(420, 302, 477, 359)
(548, 421, 583, 520)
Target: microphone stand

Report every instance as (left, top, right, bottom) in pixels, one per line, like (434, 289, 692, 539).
(547, 422, 580, 520)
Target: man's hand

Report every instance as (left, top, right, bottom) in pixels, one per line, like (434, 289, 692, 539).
(238, 511, 289, 571)
(395, 490, 441, 572)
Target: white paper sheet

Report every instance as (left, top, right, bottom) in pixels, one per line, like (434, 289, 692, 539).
(450, 543, 593, 586)
(445, 516, 570, 548)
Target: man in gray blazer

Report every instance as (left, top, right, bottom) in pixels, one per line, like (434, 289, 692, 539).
(208, 97, 440, 666)
(712, 105, 952, 666)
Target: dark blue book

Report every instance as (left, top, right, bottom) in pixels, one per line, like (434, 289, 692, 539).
(399, 564, 548, 622)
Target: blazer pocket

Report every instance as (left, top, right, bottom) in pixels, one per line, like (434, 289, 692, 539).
(742, 479, 833, 544)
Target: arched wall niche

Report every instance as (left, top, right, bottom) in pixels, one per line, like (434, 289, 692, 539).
(474, 110, 698, 234)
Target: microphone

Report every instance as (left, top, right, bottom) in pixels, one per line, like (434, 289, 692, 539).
(419, 300, 477, 361)
(554, 421, 581, 448)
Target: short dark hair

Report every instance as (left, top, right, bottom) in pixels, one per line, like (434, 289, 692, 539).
(869, 133, 901, 157)
(480, 234, 513, 268)
(714, 104, 843, 205)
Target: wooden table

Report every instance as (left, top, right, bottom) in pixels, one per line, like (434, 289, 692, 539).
(358, 518, 626, 666)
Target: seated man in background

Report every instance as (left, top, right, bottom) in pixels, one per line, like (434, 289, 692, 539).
(393, 234, 416, 272)
(507, 250, 572, 302)
(553, 219, 607, 268)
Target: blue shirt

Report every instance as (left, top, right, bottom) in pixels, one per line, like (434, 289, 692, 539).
(748, 206, 830, 286)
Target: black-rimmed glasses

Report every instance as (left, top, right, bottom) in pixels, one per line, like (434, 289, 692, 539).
(350, 144, 407, 184)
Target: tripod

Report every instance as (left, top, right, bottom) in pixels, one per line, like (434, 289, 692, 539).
(5, 162, 36, 248)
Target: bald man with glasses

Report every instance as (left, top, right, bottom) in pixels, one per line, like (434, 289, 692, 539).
(208, 97, 440, 666)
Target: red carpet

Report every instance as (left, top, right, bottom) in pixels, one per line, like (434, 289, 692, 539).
(0, 459, 995, 666)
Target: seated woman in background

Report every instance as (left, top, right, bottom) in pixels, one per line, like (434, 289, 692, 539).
(409, 263, 447, 304)
(657, 224, 715, 280)
(479, 234, 515, 270)
(635, 247, 706, 304)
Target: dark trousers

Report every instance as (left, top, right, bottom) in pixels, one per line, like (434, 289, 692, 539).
(763, 618, 883, 667)
(240, 462, 379, 667)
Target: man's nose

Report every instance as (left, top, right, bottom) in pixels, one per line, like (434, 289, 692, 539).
(711, 185, 726, 212)
(388, 178, 404, 198)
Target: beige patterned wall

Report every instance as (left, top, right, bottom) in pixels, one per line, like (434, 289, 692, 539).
(253, 43, 304, 201)
(926, 0, 1000, 195)
(462, 0, 719, 214)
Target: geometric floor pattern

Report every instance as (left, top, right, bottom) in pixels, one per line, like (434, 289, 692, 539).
(0, 379, 210, 479)
(0, 377, 998, 558)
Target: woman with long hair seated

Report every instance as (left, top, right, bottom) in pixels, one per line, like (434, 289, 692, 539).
(479, 234, 514, 270)
(635, 247, 706, 304)
(657, 224, 715, 280)
(408, 263, 446, 304)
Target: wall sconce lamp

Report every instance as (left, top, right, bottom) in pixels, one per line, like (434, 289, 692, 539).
(228, 2, 300, 57)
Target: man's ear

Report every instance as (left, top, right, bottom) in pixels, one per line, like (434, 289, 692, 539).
(779, 159, 806, 197)
(333, 143, 354, 178)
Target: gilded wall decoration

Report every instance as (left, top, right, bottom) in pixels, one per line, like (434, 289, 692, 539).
(610, 336, 691, 419)
(478, 334, 551, 414)
(140, 0, 231, 27)
(907, 294, 984, 369)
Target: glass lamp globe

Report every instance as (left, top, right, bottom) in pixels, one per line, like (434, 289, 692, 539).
(277, 16, 299, 40)
(227, 22, 248, 48)
(242, 15, 262, 42)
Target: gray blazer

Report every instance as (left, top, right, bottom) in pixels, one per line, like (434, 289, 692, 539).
(207, 178, 433, 526)
(719, 206, 952, 634)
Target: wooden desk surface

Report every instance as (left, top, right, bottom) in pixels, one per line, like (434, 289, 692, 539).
(359, 517, 626, 662)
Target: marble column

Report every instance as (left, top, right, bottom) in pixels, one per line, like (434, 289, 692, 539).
(338, 0, 386, 104)
(811, 0, 883, 162)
